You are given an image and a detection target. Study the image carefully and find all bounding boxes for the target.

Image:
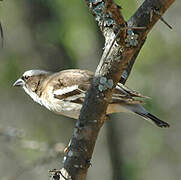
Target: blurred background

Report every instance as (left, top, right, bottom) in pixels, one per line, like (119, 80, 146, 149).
(0, 0, 180, 179)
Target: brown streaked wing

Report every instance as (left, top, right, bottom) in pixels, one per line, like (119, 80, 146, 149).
(51, 70, 92, 103)
(50, 69, 146, 105)
(52, 69, 93, 91)
(53, 83, 89, 103)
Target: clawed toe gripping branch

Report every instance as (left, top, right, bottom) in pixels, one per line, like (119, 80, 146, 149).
(50, 0, 175, 179)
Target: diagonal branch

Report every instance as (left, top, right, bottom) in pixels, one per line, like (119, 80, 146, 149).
(50, 0, 175, 180)
(120, 0, 174, 84)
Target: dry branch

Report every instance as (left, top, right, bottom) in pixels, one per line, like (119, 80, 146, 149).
(50, 0, 175, 179)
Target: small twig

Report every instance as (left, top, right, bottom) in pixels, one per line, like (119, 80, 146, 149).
(159, 16, 173, 29)
(0, 21, 4, 48)
(151, 8, 173, 29)
(123, 26, 146, 30)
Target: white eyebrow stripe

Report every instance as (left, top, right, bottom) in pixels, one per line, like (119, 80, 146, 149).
(53, 85, 79, 96)
(23, 70, 49, 77)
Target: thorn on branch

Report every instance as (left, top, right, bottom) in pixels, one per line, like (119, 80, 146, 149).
(0, 21, 4, 48)
(124, 26, 146, 30)
(150, 8, 173, 29)
(159, 16, 173, 29)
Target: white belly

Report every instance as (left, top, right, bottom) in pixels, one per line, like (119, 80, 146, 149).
(41, 96, 81, 119)
(54, 101, 82, 119)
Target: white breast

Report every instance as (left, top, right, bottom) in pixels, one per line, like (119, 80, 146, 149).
(23, 86, 43, 106)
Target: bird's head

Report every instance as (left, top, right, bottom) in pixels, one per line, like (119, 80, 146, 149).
(13, 70, 51, 103)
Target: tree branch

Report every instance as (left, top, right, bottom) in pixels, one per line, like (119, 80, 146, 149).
(120, 0, 174, 84)
(50, 0, 175, 179)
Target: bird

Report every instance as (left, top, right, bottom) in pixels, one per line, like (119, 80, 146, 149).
(13, 69, 170, 128)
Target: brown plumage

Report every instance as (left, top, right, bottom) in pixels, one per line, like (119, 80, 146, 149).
(13, 69, 170, 128)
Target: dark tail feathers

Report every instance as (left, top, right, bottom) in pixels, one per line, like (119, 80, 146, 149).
(136, 112, 170, 128)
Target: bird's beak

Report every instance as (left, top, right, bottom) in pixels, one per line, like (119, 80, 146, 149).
(13, 78, 24, 87)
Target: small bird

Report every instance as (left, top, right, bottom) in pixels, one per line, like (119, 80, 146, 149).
(13, 69, 170, 128)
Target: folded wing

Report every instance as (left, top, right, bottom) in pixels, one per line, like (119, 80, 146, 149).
(51, 69, 147, 105)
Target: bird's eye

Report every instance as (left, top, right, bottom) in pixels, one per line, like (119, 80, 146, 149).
(22, 76, 29, 80)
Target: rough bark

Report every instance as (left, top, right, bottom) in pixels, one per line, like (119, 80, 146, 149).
(50, 0, 175, 179)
